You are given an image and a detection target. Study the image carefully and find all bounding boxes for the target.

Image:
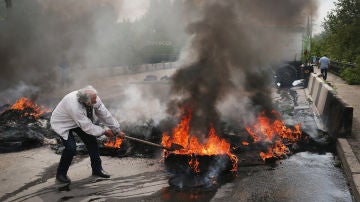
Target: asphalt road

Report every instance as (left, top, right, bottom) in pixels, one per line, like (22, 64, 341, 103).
(0, 69, 354, 202)
(1, 150, 351, 201)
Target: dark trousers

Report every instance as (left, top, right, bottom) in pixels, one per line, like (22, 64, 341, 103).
(57, 127, 102, 176)
(321, 68, 328, 80)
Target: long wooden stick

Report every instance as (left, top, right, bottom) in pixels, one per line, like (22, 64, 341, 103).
(125, 135, 183, 151)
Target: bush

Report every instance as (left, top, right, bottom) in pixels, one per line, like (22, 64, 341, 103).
(341, 67, 360, 85)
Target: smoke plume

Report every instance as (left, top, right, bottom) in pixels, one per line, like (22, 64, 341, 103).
(0, 0, 189, 107)
(168, 0, 317, 139)
(0, 1, 116, 103)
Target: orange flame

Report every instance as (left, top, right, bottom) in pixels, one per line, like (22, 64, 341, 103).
(104, 136, 123, 148)
(9, 97, 50, 119)
(242, 141, 249, 146)
(246, 110, 302, 161)
(189, 157, 200, 173)
(161, 109, 238, 172)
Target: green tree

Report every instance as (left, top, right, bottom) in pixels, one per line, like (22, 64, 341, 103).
(322, 0, 360, 64)
(311, 0, 360, 84)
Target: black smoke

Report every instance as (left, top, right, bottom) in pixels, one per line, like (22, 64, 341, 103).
(167, 0, 317, 140)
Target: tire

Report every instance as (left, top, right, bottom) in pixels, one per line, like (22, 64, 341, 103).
(275, 64, 297, 87)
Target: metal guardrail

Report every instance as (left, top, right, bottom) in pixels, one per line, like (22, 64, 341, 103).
(329, 61, 357, 76)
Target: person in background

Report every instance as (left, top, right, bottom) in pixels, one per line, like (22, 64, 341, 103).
(312, 56, 317, 65)
(318, 54, 330, 80)
(50, 85, 125, 183)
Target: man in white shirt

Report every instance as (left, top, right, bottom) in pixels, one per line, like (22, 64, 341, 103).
(51, 85, 124, 183)
(318, 54, 330, 80)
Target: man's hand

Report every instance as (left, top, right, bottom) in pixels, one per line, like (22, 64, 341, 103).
(117, 131, 126, 139)
(104, 129, 114, 138)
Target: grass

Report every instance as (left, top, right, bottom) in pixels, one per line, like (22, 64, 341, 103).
(341, 67, 360, 85)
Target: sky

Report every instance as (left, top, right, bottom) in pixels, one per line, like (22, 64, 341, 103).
(313, 0, 337, 35)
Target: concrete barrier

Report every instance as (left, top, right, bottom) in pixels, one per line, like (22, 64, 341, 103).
(71, 62, 178, 79)
(317, 84, 332, 115)
(313, 77, 323, 107)
(307, 73, 315, 94)
(309, 73, 317, 96)
(307, 74, 353, 137)
(322, 91, 353, 137)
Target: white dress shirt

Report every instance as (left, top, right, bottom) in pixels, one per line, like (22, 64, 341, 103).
(50, 91, 120, 140)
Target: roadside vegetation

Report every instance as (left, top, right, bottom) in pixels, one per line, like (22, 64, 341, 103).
(310, 0, 360, 84)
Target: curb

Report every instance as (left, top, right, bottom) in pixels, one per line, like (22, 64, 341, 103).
(337, 138, 360, 202)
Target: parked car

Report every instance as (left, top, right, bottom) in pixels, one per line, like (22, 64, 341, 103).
(144, 75, 157, 81)
(160, 75, 170, 81)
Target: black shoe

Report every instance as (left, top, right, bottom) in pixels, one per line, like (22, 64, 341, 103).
(92, 169, 110, 178)
(56, 174, 71, 183)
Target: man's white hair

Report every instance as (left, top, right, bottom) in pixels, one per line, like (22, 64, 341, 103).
(77, 85, 98, 104)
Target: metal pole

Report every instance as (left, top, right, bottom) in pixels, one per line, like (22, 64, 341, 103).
(5, 0, 12, 8)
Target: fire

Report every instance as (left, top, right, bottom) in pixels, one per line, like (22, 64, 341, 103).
(104, 136, 123, 148)
(246, 110, 302, 161)
(161, 108, 238, 172)
(9, 97, 50, 119)
(242, 141, 249, 146)
(189, 157, 200, 173)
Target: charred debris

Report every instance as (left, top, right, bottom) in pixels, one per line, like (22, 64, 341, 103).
(0, 99, 335, 161)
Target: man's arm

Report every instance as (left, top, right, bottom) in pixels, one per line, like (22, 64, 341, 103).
(93, 97, 120, 132)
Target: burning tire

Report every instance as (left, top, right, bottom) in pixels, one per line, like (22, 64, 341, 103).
(164, 153, 234, 175)
(165, 153, 236, 189)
